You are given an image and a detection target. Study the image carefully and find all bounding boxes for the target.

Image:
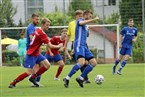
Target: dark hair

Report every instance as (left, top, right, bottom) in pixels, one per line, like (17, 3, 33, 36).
(31, 13, 39, 18)
(83, 10, 93, 15)
(128, 18, 134, 22)
(41, 18, 51, 24)
(74, 10, 83, 16)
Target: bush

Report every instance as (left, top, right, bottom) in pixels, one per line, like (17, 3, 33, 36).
(2, 50, 19, 66)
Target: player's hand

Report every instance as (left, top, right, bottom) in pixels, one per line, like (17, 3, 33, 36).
(50, 53, 54, 56)
(132, 38, 136, 42)
(94, 16, 99, 20)
(68, 55, 72, 60)
(119, 44, 122, 48)
(58, 43, 63, 48)
(70, 50, 74, 56)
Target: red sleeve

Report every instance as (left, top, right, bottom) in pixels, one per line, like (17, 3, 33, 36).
(50, 36, 56, 43)
(39, 34, 49, 44)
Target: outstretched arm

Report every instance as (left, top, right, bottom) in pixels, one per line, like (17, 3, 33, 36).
(79, 16, 99, 25)
(48, 42, 63, 49)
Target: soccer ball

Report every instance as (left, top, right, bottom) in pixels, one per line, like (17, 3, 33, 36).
(95, 75, 104, 85)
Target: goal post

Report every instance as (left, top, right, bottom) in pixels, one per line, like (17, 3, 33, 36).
(88, 24, 120, 63)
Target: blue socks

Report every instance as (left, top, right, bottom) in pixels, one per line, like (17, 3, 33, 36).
(68, 63, 81, 78)
(118, 60, 127, 72)
(114, 59, 120, 66)
(80, 64, 94, 79)
(35, 75, 41, 82)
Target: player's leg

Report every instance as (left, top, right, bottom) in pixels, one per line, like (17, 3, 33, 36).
(54, 54, 64, 80)
(117, 48, 131, 75)
(112, 47, 125, 74)
(76, 48, 96, 87)
(33, 54, 53, 86)
(9, 55, 35, 88)
(29, 54, 51, 85)
(54, 60, 64, 80)
(63, 56, 85, 87)
(31, 64, 43, 87)
(80, 60, 90, 83)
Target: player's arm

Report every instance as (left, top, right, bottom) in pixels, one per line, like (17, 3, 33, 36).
(29, 34, 33, 41)
(64, 35, 71, 51)
(46, 45, 54, 56)
(28, 27, 35, 41)
(48, 42, 63, 49)
(119, 28, 125, 48)
(119, 34, 123, 48)
(132, 29, 138, 42)
(40, 34, 63, 49)
(64, 48, 72, 60)
(132, 36, 137, 42)
(79, 16, 99, 25)
(64, 23, 71, 50)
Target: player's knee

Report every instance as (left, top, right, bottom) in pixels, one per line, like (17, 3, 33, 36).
(124, 55, 130, 60)
(89, 58, 97, 66)
(42, 60, 51, 69)
(26, 69, 33, 75)
(59, 63, 64, 67)
(78, 61, 85, 66)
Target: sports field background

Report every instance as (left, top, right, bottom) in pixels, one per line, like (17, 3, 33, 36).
(0, 63, 144, 97)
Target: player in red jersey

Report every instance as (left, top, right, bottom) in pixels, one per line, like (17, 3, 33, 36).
(45, 28, 71, 80)
(9, 18, 63, 88)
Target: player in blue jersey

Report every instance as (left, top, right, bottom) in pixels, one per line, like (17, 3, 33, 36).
(26, 13, 42, 86)
(112, 18, 138, 75)
(63, 10, 99, 88)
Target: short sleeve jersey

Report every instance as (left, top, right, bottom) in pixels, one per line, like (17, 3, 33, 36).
(46, 36, 65, 55)
(27, 28, 49, 56)
(67, 20, 76, 41)
(75, 18, 88, 46)
(120, 26, 138, 48)
(26, 23, 36, 50)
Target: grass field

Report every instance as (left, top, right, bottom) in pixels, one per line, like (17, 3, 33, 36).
(0, 63, 144, 97)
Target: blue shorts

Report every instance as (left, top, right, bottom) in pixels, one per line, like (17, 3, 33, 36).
(24, 54, 46, 68)
(74, 46, 94, 60)
(120, 47, 132, 56)
(45, 54, 62, 63)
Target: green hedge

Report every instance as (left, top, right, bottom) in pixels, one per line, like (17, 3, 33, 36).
(3, 48, 97, 66)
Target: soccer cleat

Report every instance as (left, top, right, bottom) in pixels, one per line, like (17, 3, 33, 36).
(63, 78, 69, 88)
(117, 71, 122, 75)
(8, 84, 15, 88)
(29, 77, 39, 87)
(76, 78, 84, 88)
(84, 80, 91, 84)
(112, 66, 116, 74)
(31, 82, 43, 87)
(54, 77, 60, 81)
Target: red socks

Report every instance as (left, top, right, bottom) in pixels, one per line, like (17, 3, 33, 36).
(31, 66, 48, 79)
(55, 66, 63, 78)
(11, 72, 29, 85)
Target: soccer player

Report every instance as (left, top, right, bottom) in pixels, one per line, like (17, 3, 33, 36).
(63, 10, 99, 88)
(8, 18, 63, 88)
(64, 10, 91, 83)
(112, 18, 138, 75)
(26, 13, 42, 86)
(18, 31, 26, 66)
(45, 28, 71, 81)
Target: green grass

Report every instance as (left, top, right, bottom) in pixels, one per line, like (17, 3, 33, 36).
(0, 63, 144, 97)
